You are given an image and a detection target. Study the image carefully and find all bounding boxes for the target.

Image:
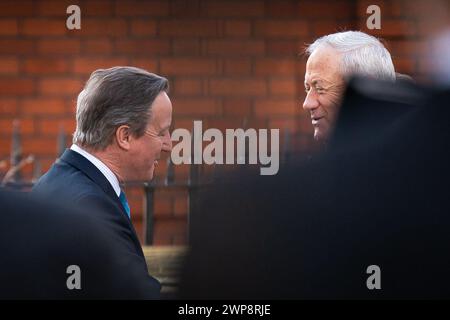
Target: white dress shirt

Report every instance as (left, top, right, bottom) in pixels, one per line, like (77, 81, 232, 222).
(70, 144, 121, 197)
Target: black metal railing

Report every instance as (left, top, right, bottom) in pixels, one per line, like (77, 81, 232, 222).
(1, 120, 305, 245)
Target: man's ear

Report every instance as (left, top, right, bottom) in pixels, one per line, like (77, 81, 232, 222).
(115, 125, 132, 150)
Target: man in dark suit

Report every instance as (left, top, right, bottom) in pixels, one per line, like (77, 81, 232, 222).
(0, 189, 159, 299)
(180, 78, 450, 299)
(33, 66, 173, 299)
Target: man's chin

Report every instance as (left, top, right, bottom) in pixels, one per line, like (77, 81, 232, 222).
(314, 129, 329, 144)
(314, 130, 323, 141)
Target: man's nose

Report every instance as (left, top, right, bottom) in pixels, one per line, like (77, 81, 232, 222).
(302, 90, 319, 111)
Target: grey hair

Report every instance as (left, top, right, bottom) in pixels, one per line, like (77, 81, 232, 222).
(306, 31, 396, 82)
(73, 66, 169, 150)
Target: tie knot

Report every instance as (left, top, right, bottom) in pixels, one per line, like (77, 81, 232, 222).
(119, 190, 131, 218)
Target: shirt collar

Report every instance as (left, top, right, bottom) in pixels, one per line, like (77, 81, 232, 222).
(70, 144, 121, 197)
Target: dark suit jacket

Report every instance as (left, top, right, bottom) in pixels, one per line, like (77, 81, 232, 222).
(0, 189, 160, 299)
(180, 79, 450, 299)
(32, 149, 160, 299)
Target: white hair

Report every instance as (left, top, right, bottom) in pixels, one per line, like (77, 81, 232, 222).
(306, 31, 396, 82)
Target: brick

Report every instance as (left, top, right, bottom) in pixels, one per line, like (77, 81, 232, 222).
(223, 99, 253, 116)
(266, 0, 300, 18)
(417, 18, 446, 37)
(0, 99, 17, 115)
(173, 79, 203, 95)
(39, 79, 83, 96)
(37, 39, 81, 55)
(0, 57, 19, 74)
(360, 19, 417, 37)
(356, 0, 408, 19)
(0, 118, 35, 137)
(266, 40, 304, 56)
(254, 20, 309, 38)
(153, 197, 172, 217)
(24, 58, 69, 74)
(84, 0, 114, 16)
(269, 78, 298, 96)
(172, 39, 201, 55)
(393, 57, 416, 75)
(254, 98, 298, 116)
(207, 118, 248, 131)
(255, 58, 298, 76)
(403, 0, 440, 16)
(0, 19, 18, 35)
(269, 118, 300, 133)
(82, 39, 113, 55)
(160, 58, 217, 75)
(22, 137, 60, 156)
(207, 40, 265, 56)
(356, 1, 390, 18)
(0, 119, 13, 135)
(224, 58, 252, 75)
(0, 138, 10, 155)
(0, 79, 34, 96)
(312, 20, 349, 36)
(298, 0, 354, 18)
(390, 40, 428, 57)
(21, 19, 67, 36)
(209, 79, 267, 96)
(0, 1, 34, 16)
(22, 98, 67, 116)
(224, 20, 251, 37)
(37, 118, 76, 135)
(73, 58, 129, 74)
(389, 1, 405, 17)
(0, 118, 34, 135)
(115, 0, 169, 16)
(82, 19, 127, 36)
(172, 119, 196, 132)
(36, 0, 77, 16)
(203, 1, 264, 17)
(130, 20, 157, 36)
(130, 59, 159, 73)
(159, 20, 218, 36)
(170, 0, 201, 17)
(0, 40, 34, 54)
(172, 98, 221, 115)
(114, 39, 170, 55)
(174, 196, 188, 216)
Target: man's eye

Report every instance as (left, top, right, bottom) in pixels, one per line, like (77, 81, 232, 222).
(305, 87, 310, 93)
(316, 88, 325, 93)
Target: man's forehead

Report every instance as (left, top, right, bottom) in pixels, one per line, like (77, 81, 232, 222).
(305, 46, 342, 83)
(148, 92, 172, 128)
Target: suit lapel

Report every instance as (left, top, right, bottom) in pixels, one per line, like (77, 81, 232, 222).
(58, 149, 145, 258)
(59, 149, 127, 218)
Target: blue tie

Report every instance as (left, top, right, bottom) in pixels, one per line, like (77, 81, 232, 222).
(119, 190, 130, 218)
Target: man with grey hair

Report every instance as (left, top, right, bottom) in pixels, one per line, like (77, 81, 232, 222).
(303, 31, 396, 143)
(33, 66, 172, 299)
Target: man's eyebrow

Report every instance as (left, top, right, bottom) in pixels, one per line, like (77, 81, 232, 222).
(311, 79, 325, 86)
(305, 79, 323, 86)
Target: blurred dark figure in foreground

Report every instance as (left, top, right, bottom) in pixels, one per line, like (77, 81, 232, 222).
(0, 190, 158, 299)
(180, 77, 450, 299)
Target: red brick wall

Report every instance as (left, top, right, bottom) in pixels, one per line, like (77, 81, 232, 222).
(0, 0, 441, 244)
